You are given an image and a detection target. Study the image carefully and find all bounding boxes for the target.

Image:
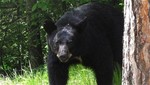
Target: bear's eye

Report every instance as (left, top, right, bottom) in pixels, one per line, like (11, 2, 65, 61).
(55, 41, 60, 45)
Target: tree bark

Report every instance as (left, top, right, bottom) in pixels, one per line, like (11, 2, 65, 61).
(26, 0, 44, 68)
(122, 0, 150, 85)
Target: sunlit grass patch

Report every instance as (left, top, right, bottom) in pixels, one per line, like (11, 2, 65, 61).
(68, 64, 97, 85)
(0, 64, 121, 85)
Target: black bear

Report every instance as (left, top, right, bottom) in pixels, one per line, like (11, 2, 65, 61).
(44, 2, 123, 85)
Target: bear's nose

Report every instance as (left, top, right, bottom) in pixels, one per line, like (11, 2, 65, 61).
(59, 55, 68, 62)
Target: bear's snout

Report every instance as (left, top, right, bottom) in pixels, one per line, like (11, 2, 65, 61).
(57, 45, 72, 62)
(57, 54, 72, 62)
(58, 55, 69, 62)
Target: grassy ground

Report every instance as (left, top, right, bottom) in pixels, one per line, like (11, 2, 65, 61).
(0, 64, 121, 85)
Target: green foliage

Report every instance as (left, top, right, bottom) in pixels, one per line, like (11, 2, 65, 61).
(0, 66, 48, 85)
(0, 3, 29, 72)
(0, 65, 121, 85)
(68, 65, 97, 85)
(32, 0, 49, 12)
(113, 64, 122, 85)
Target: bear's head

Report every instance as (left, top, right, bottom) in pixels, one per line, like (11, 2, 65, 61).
(51, 24, 77, 62)
(44, 17, 86, 62)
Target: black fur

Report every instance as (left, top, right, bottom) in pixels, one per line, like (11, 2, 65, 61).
(44, 2, 123, 85)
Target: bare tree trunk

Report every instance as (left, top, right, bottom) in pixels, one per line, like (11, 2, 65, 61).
(122, 0, 150, 85)
(26, 0, 44, 68)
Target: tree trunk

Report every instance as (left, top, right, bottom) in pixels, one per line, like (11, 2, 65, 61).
(26, 0, 44, 68)
(122, 0, 150, 85)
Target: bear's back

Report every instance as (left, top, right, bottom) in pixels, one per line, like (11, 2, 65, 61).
(55, 2, 122, 28)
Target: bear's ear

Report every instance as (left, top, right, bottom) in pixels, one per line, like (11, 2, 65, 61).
(43, 18, 57, 35)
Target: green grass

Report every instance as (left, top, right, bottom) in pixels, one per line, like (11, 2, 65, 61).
(0, 64, 121, 85)
(68, 65, 97, 85)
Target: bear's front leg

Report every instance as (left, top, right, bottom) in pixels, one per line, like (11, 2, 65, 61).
(47, 52, 69, 85)
(92, 56, 113, 85)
